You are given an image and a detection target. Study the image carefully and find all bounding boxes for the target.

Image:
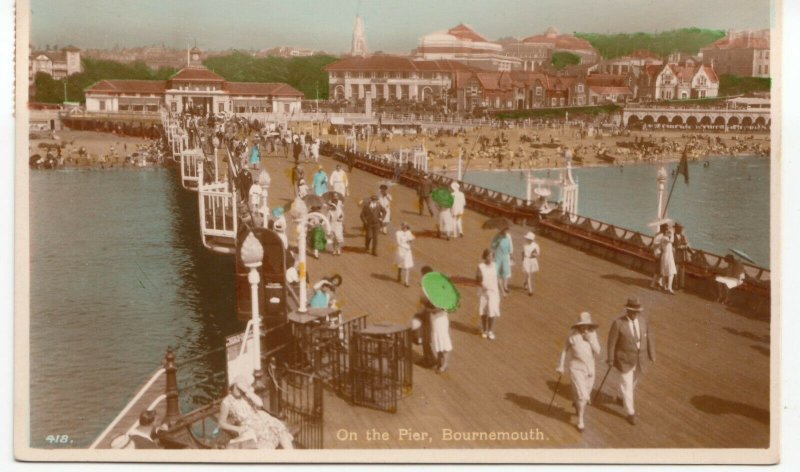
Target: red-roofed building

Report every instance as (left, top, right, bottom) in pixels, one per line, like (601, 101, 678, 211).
(455, 69, 589, 111)
(85, 48, 304, 114)
(637, 63, 719, 101)
(700, 29, 770, 77)
(323, 55, 474, 104)
(517, 27, 599, 65)
(412, 23, 521, 71)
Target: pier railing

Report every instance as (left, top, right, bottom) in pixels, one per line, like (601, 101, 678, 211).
(321, 141, 770, 315)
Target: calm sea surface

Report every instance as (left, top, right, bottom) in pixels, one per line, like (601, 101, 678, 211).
(29, 168, 240, 448)
(463, 155, 770, 267)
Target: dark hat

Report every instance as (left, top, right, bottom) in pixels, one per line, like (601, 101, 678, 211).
(674, 222, 683, 229)
(370, 194, 379, 200)
(624, 297, 643, 312)
(379, 184, 388, 190)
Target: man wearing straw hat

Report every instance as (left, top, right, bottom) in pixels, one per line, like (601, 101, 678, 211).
(606, 297, 655, 425)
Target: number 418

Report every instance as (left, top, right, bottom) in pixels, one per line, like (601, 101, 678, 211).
(45, 435, 70, 444)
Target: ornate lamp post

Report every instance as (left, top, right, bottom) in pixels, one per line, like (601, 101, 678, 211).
(240, 231, 264, 389)
(656, 164, 668, 220)
(258, 170, 271, 228)
(289, 197, 310, 313)
(289, 197, 331, 313)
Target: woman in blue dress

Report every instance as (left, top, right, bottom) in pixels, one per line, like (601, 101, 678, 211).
(248, 143, 260, 169)
(312, 166, 328, 196)
(490, 228, 513, 295)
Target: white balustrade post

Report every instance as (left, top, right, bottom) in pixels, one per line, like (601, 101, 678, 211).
(290, 198, 309, 313)
(241, 232, 265, 385)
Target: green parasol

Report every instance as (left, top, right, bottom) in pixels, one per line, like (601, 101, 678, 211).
(431, 187, 454, 209)
(421, 272, 460, 312)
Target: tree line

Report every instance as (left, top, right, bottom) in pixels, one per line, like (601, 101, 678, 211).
(575, 28, 726, 59)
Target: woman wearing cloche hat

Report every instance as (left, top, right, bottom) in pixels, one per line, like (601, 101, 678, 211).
(556, 311, 601, 433)
(521, 232, 540, 296)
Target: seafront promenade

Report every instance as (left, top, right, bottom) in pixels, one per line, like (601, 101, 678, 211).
(253, 152, 770, 448)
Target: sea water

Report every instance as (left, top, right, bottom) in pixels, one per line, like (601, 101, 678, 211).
(29, 168, 239, 448)
(463, 155, 770, 267)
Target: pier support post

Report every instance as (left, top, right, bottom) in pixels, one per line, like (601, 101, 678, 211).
(164, 347, 180, 424)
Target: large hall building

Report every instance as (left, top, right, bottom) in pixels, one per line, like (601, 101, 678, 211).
(412, 23, 521, 71)
(84, 48, 304, 115)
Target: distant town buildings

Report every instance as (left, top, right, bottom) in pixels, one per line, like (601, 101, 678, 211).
(350, 15, 369, 57)
(84, 48, 304, 115)
(82, 46, 210, 69)
(700, 29, 770, 77)
(507, 27, 599, 67)
(255, 46, 317, 58)
(30, 45, 82, 81)
(591, 50, 663, 75)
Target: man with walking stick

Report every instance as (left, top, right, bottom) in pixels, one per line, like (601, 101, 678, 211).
(604, 297, 655, 426)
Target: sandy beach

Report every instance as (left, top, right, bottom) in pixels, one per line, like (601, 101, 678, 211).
(285, 121, 771, 172)
(28, 129, 159, 168)
(28, 123, 770, 172)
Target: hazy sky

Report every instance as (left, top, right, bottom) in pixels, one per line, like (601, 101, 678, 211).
(29, 0, 773, 53)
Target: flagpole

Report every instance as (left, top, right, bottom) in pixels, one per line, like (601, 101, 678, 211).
(661, 150, 688, 219)
(661, 169, 680, 219)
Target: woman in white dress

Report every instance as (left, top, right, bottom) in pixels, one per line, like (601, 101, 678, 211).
(427, 301, 452, 373)
(476, 249, 501, 340)
(378, 184, 392, 234)
(450, 182, 466, 238)
(556, 312, 601, 433)
(395, 222, 415, 287)
(328, 197, 345, 256)
(521, 231, 540, 296)
(658, 225, 677, 294)
(437, 202, 455, 240)
(218, 374, 294, 449)
(650, 223, 676, 293)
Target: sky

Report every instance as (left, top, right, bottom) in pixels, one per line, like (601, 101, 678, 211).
(28, 0, 773, 53)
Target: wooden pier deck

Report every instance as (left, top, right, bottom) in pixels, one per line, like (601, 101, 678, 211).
(255, 152, 771, 449)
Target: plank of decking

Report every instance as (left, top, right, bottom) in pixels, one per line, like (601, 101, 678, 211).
(256, 152, 770, 449)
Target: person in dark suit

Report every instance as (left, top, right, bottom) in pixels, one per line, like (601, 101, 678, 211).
(417, 174, 435, 216)
(606, 297, 655, 425)
(360, 195, 386, 256)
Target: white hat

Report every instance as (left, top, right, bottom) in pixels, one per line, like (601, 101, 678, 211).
(524, 231, 536, 240)
(232, 373, 254, 393)
(571, 311, 598, 329)
(450, 181, 460, 190)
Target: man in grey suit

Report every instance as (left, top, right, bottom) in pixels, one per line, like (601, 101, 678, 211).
(606, 297, 655, 425)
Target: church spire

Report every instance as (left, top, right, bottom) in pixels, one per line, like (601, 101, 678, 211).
(350, 14, 368, 57)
